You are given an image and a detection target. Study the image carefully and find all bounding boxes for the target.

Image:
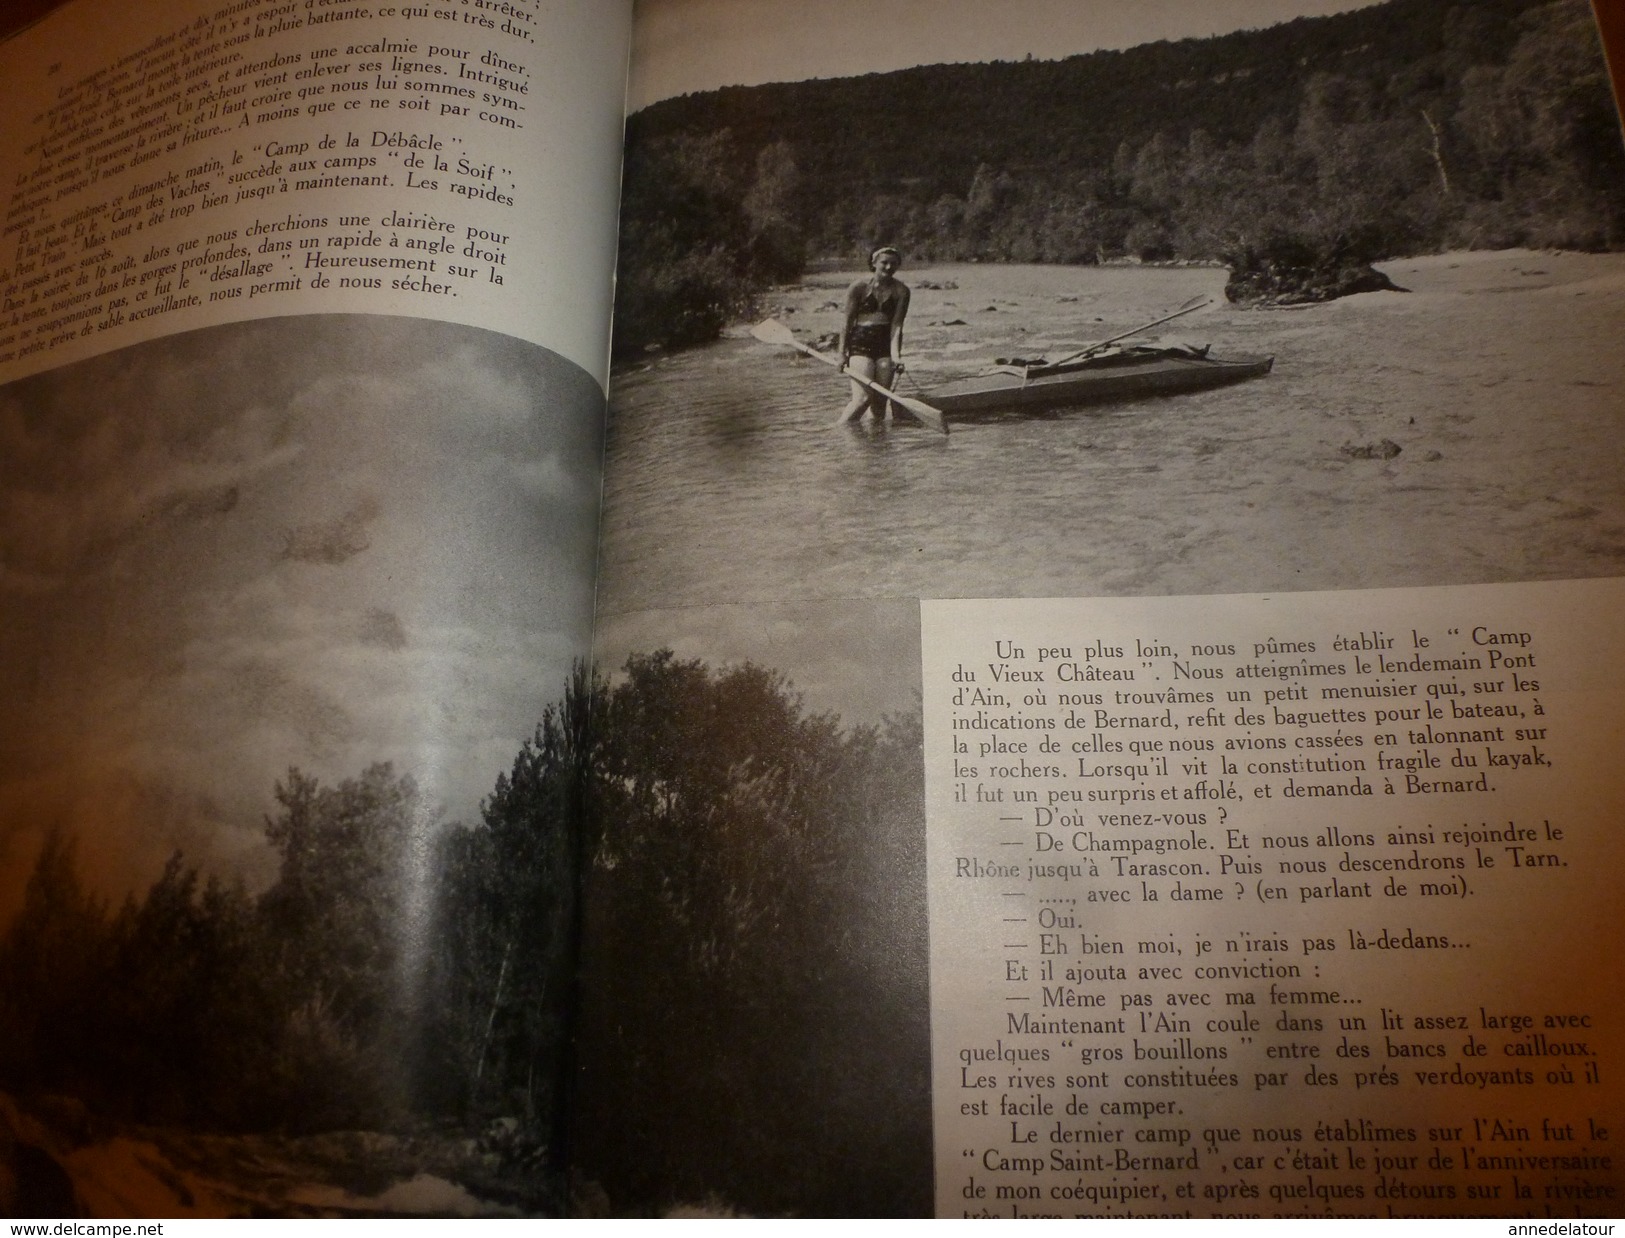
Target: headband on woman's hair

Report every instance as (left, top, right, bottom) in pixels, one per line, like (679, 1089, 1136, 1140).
(871, 246, 901, 264)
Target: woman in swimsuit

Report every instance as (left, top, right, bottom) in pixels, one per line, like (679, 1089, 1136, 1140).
(838, 246, 910, 423)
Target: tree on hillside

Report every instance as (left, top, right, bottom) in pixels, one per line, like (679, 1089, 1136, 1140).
(612, 132, 754, 356)
(0, 833, 109, 1102)
(100, 858, 267, 1126)
(414, 664, 595, 1152)
(743, 140, 806, 282)
(571, 653, 930, 1216)
(257, 763, 431, 1127)
(1452, 0, 1625, 247)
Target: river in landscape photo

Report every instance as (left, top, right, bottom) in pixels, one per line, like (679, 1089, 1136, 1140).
(597, 252, 1625, 620)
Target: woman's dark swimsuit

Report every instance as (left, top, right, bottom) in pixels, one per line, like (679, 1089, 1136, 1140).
(847, 280, 904, 358)
(847, 322, 892, 358)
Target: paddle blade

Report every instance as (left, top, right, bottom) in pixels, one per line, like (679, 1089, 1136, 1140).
(750, 318, 798, 347)
(752, 318, 841, 367)
(893, 393, 946, 433)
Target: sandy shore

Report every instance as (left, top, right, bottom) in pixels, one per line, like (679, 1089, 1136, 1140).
(747, 247, 1625, 375)
(595, 247, 1625, 719)
(614, 247, 1625, 599)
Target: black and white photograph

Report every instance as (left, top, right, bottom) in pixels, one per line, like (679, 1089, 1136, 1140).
(574, 598, 932, 1217)
(0, 316, 604, 1214)
(585, 0, 1625, 1217)
(604, 0, 1625, 612)
(3, 0, 1624, 1221)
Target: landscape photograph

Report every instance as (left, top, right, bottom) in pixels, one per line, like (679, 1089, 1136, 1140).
(585, 0, 1625, 1215)
(4, 0, 1624, 1219)
(601, 0, 1625, 615)
(0, 316, 605, 1215)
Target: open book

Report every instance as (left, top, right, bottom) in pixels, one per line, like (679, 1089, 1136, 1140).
(1, 0, 1621, 1219)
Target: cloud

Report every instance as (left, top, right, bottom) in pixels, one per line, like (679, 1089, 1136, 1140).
(152, 483, 241, 522)
(0, 360, 304, 589)
(593, 597, 922, 729)
(358, 607, 408, 651)
(279, 495, 381, 565)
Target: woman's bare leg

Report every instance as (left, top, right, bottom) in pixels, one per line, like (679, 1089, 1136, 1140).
(872, 356, 897, 420)
(838, 355, 876, 423)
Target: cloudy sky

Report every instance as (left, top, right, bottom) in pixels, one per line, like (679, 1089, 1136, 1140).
(0, 317, 604, 918)
(628, 0, 1389, 109)
(594, 597, 923, 733)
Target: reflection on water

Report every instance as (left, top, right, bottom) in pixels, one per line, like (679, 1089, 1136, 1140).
(598, 257, 1625, 616)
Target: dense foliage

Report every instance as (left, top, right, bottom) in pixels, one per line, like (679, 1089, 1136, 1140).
(570, 653, 930, 1215)
(612, 0, 1625, 347)
(0, 655, 929, 1214)
(0, 768, 441, 1133)
(612, 135, 807, 356)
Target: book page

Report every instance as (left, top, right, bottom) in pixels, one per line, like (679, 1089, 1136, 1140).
(922, 582, 1623, 1217)
(0, 0, 627, 1217)
(0, 0, 630, 384)
(574, 0, 1625, 1218)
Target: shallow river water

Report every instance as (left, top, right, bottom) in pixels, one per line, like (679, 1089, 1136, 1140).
(597, 253, 1625, 622)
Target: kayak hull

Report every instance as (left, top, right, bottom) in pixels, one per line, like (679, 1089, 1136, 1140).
(924, 349, 1274, 418)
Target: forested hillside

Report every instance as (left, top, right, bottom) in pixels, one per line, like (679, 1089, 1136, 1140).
(613, 0, 1625, 353)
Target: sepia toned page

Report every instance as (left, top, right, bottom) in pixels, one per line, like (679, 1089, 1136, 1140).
(921, 581, 1623, 1218)
(0, 0, 630, 384)
(583, 0, 1625, 1219)
(0, 0, 628, 1218)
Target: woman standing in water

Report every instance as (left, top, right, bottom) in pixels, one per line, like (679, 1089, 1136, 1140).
(838, 246, 910, 423)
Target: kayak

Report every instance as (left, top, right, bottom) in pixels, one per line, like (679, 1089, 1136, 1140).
(922, 344, 1273, 418)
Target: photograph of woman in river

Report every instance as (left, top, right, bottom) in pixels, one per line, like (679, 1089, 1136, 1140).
(604, 0, 1625, 616)
(585, 0, 1625, 1218)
